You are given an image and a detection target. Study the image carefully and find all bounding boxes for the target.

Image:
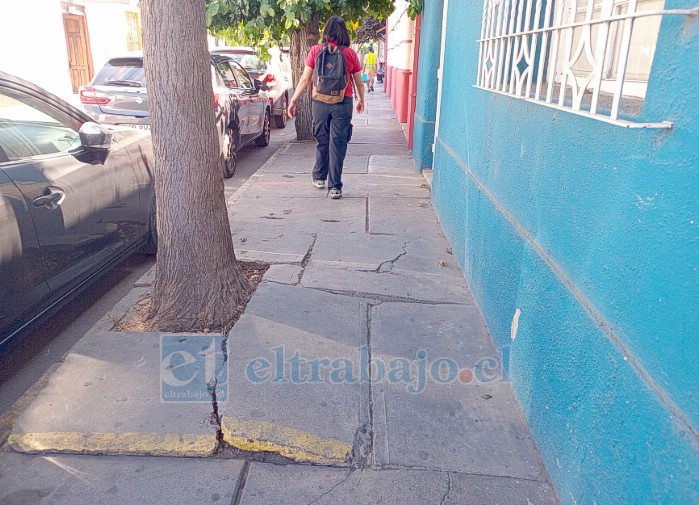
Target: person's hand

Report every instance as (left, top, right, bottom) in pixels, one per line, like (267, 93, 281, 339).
(288, 99, 297, 118)
(356, 99, 364, 114)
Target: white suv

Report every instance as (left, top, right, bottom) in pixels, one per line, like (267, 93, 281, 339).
(211, 46, 293, 128)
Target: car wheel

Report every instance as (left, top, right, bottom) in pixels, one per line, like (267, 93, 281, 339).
(141, 196, 158, 255)
(273, 95, 288, 128)
(256, 110, 271, 147)
(223, 128, 238, 178)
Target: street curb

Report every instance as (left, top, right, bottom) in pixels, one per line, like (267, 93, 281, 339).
(8, 431, 217, 457)
(221, 416, 352, 466)
(0, 364, 60, 448)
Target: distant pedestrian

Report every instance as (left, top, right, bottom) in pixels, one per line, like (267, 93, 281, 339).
(363, 45, 377, 92)
(288, 16, 365, 199)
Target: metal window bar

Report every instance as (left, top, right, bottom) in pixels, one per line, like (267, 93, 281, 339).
(475, 0, 699, 128)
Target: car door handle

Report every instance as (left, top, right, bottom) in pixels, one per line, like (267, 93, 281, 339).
(32, 189, 64, 208)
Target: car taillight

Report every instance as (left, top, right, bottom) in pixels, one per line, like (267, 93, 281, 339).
(79, 85, 111, 105)
(263, 73, 276, 85)
(214, 93, 220, 109)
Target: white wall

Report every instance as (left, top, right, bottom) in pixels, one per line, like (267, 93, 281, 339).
(386, 0, 413, 70)
(84, 2, 136, 72)
(0, 0, 74, 100)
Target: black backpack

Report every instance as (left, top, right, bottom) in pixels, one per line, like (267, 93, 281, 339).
(312, 44, 348, 104)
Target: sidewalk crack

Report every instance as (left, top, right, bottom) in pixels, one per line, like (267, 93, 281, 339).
(350, 302, 378, 469)
(365, 197, 370, 234)
(439, 472, 452, 505)
(306, 470, 355, 505)
(231, 461, 250, 505)
(297, 234, 318, 284)
(359, 242, 408, 274)
(304, 286, 473, 305)
(211, 338, 226, 448)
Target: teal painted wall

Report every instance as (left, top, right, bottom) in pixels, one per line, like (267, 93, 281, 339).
(411, 0, 443, 170)
(423, 0, 699, 502)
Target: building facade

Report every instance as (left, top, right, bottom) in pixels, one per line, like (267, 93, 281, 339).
(0, 0, 142, 101)
(410, 0, 699, 503)
(385, 1, 416, 124)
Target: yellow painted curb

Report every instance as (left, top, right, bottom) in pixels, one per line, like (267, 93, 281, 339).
(8, 432, 217, 457)
(221, 417, 352, 465)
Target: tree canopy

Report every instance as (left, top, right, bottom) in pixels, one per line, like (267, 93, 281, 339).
(354, 16, 386, 45)
(204, 0, 423, 140)
(206, 0, 395, 47)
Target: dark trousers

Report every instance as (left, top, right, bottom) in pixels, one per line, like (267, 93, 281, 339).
(312, 97, 353, 190)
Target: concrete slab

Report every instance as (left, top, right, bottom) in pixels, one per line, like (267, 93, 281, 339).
(446, 473, 559, 505)
(340, 174, 430, 198)
(221, 283, 369, 465)
(231, 173, 335, 199)
(239, 463, 352, 504)
(257, 154, 312, 174)
(345, 143, 409, 157)
(239, 463, 558, 504)
(342, 154, 370, 174)
(368, 154, 419, 174)
(256, 152, 369, 175)
(301, 261, 472, 304)
(310, 232, 466, 279)
(0, 451, 244, 505)
(372, 302, 493, 360)
(283, 141, 317, 156)
(371, 303, 547, 480)
(230, 228, 315, 264)
(368, 197, 443, 237)
(239, 464, 446, 505)
(263, 264, 303, 284)
(230, 196, 366, 234)
(9, 331, 219, 457)
(349, 131, 407, 146)
(373, 380, 547, 479)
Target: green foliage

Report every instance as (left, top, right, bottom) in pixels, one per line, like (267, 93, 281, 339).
(206, 0, 395, 47)
(407, 0, 423, 20)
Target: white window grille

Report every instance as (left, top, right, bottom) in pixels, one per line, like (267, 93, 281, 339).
(475, 0, 699, 128)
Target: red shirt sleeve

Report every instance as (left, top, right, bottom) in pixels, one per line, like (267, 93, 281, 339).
(305, 45, 320, 68)
(344, 48, 361, 75)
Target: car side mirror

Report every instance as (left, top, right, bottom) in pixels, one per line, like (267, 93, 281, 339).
(80, 122, 112, 150)
(79, 122, 112, 164)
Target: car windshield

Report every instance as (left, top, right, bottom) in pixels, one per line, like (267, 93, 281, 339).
(226, 53, 262, 71)
(93, 58, 146, 86)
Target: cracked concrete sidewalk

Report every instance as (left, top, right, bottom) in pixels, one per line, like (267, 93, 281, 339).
(2, 85, 559, 504)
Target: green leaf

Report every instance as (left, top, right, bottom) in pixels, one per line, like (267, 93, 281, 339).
(207, 2, 219, 17)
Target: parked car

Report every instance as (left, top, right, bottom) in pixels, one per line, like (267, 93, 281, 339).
(80, 52, 271, 178)
(0, 71, 157, 348)
(210, 46, 293, 129)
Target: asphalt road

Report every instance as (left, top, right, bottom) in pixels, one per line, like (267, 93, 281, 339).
(0, 121, 294, 417)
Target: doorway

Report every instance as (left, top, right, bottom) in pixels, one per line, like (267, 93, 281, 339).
(62, 13, 93, 92)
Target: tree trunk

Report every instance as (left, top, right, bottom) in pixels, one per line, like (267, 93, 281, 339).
(140, 0, 251, 333)
(290, 12, 321, 141)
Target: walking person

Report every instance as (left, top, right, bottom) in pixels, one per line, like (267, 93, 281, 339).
(287, 16, 365, 200)
(363, 45, 378, 92)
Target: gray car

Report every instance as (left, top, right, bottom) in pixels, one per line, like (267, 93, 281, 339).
(80, 52, 271, 178)
(211, 46, 294, 129)
(0, 71, 156, 347)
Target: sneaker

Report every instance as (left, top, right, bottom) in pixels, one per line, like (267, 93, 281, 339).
(329, 188, 342, 199)
(312, 179, 326, 189)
